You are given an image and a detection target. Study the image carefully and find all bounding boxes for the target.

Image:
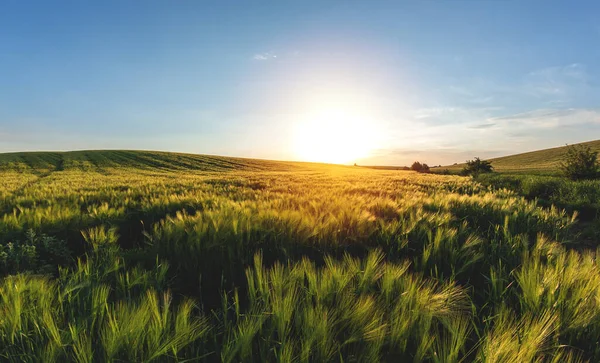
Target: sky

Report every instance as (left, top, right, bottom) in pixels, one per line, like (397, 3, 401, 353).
(1, 0, 600, 165)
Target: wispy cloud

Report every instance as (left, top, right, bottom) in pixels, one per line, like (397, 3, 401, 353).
(469, 123, 496, 129)
(441, 63, 595, 110)
(365, 60, 599, 166)
(412, 106, 502, 125)
(490, 108, 600, 129)
(369, 106, 600, 166)
(529, 63, 587, 80)
(252, 52, 277, 61)
(524, 63, 590, 102)
(413, 107, 461, 119)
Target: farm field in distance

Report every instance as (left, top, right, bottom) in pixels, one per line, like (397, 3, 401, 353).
(0, 150, 598, 362)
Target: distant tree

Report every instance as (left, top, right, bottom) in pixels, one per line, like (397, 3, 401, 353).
(411, 161, 430, 173)
(561, 144, 599, 180)
(461, 157, 493, 176)
(410, 161, 422, 171)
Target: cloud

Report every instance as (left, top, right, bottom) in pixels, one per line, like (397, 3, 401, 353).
(443, 79, 498, 105)
(490, 108, 600, 129)
(367, 106, 600, 166)
(252, 52, 277, 61)
(361, 62, 599, 166)
(443, 63, 596, 110)
(413, 107, 461, 119)
(529, 63, 586, 81)
(469, 123, 496, 129)
(412, 106, 502, 125)
(524, 63, 590, 101)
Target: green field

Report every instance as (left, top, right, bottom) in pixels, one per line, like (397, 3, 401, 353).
(0, 150, 319, 173)
(0, 150, 598, 362)
(440, 139, 600, 175)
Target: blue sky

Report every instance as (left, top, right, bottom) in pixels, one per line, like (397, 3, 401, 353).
(1, 1, 599, 165)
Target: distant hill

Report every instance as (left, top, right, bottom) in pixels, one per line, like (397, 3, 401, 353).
(0, 150, 321, 173)
(444, 139, 600, 174)
(5, 140, 599, 175)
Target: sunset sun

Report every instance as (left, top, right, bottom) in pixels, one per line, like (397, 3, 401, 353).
(293, 109, 379, 164)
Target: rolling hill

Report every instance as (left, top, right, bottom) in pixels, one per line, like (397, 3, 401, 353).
(444, 139, 600, 174)
(3, 139, 599, 175)
(0, 150, 322, 173)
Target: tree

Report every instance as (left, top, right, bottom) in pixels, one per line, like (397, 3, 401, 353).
(561, 144, 599, 180)
(411, 161, 430, 173)
(461, 157, 493, 176)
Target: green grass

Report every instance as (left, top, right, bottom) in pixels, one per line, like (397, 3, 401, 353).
(439, 139, 600, 175)
(0, 150, 334, 173)
(0, 150, 597, 361)
(476, 174, 600, 216)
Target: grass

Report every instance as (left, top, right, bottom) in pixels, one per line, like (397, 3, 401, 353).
(0, 150, 330, 173)
(0, 149, 597, 361)
(473, 173, 600, 249)
(475, 174, 600, 217)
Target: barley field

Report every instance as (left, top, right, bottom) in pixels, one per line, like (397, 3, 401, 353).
(0, 151, 596, 362)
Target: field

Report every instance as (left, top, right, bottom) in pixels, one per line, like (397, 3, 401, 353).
(440, 139, 600, 175)
(0, 150, 598, 362)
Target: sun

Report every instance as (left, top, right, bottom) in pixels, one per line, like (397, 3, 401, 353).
(293, 109, 379, 164)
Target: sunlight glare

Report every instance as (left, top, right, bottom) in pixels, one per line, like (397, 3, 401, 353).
(293, 109, 380, 164)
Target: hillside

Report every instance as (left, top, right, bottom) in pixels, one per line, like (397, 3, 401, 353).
(444, 139, 600, 174)
(0, 150, 322, 173)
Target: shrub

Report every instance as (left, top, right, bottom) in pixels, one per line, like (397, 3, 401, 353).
(461, 157, 493, 176)
(0, 230, 71, 276)
(561, 144, 599, 180)
(411, 161, 430, 173)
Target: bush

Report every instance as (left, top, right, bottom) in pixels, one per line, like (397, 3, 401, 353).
(561, 144, 599, 180)
(461, 157, 493, 176)
(0, 230, 71, 276)
(410, 161, 430, 173)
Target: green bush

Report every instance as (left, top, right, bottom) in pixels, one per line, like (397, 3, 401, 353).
(461, 157, 493, 176)
(410, 161, 430, 173)
(0, 230, 71, 276)
(561, 144, 599, 180)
